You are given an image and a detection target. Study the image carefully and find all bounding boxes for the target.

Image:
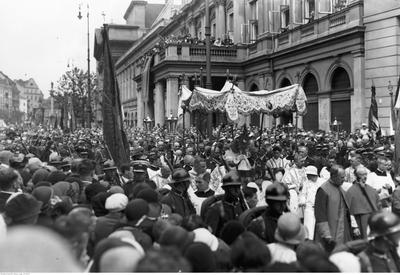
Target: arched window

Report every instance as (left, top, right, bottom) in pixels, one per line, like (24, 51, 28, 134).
(250, 83, 258, 91)
(331, 67, 351, 90)
(330, 67, 351, 132)
(279, 78, 292, 125)
(303, 73, 318, 96)
(249, 83, 260, 127)
(280, 78, 291, 88)
(302, 73, 319, 130)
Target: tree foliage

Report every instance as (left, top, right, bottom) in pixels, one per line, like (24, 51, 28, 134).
(51, 67, 97, 129)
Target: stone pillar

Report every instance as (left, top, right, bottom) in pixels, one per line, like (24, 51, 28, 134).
(293, 112, 304, 129)
(166, 77, 179, 117)
(263, 115, 274, 129)
(319, 95, 331, 132)
(352, 50, 365, 131)
(189, 20, 196, 37)
(236, 79, 247, 127)
(233, 0, 245, 44)
(216, 1, 226, 39)
(154, 81, 165, 127)
(166, 45, 178, 61)
(137, 89, 144, 129)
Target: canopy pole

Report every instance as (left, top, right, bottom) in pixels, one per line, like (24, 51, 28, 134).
(294, 86, 300, 151)
(259, 113, 264, 150)
(295, 112, 299, 148)
(182, 107, 186, 148)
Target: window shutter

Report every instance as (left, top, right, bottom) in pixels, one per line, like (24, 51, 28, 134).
(269, 10, 281, 33)
(318, 0, 333, 14)
(250, 20, 258, 42)
(293, 0, 304, 25)
(280, 5, 290, 29)
(241, 23, 250, 44)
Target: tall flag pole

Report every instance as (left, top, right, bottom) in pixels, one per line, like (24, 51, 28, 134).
(368, 80, 381, 139)
(101, 24, 129, 167)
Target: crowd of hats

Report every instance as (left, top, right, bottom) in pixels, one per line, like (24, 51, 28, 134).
(0, 122, 394, 272)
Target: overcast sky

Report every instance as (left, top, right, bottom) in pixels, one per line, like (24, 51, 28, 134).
(0, 0, 165, 97)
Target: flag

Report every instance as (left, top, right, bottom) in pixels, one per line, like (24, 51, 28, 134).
(393, 75, 400, 130)
(368, 82, 381, 137)
(101, 25, 129, 167)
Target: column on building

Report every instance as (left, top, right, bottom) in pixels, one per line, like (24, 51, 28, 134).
(166, 77, 179, 117)
(188, 18, 196, 37)
(233, 0, 245, 44)
(293, 112, 304, 129)
(236, 78, 251, 126)
(154, 81, 165, 127)
(262, 74, 274, 129)
(319, 95, 331, 132)
(137, 85, 144, 129)
(216, 0, 226, 40)
(351, 50, 365, 131)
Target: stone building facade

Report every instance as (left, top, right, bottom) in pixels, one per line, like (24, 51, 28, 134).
(96, 0, 400, 133)
(15, 78, 44, 120)
(0, 71, 16, 119)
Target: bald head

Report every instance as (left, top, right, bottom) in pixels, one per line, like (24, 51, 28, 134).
(355, 166, 368, 184)
(330, 165, 345, 186)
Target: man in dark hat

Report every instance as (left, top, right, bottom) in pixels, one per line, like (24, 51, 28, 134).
(204, 170, 248, 237)
(247, 182, 289, 243)
(160, 168, 196, 217)
(358, 211, 400, 272)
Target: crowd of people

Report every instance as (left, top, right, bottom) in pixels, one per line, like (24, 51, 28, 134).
(159, 33, 235, 48)
(0, 122, 399, 272)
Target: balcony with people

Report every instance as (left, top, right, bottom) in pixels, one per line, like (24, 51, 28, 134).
(153, 33, 247, 66)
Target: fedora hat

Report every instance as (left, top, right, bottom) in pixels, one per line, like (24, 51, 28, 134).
(274, 213, 307, 245)
(169, 168, 192, 184)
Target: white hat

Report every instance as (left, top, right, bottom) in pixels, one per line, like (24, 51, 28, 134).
(362, 123, 367, 127)
(192, 228, 219, 251)
(105, 193, 128, 212)
(329, 251, 361, 272)
(305, 165, 318, 176)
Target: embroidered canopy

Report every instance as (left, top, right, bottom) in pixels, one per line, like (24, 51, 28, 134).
(184, 81, 307, 121)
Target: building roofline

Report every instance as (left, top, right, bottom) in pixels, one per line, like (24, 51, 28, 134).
(123, 0, 148, 20)
(115, 20, 167, 67)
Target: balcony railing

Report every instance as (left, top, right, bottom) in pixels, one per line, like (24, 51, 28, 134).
(153, 43, 244, 65)
(329, 14, 346, 28)
(189, 46, 237, 57)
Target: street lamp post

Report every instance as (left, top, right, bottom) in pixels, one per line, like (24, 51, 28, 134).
(78, 4, 92, 128)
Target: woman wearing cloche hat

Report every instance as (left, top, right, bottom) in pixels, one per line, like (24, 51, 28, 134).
(267, 212, 308, 264)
